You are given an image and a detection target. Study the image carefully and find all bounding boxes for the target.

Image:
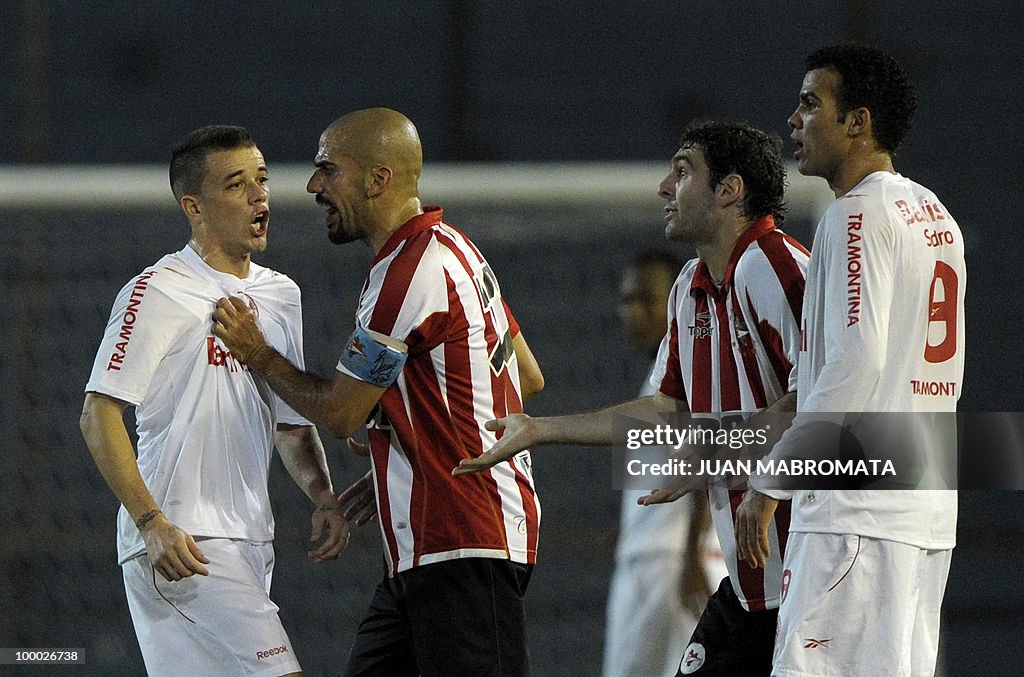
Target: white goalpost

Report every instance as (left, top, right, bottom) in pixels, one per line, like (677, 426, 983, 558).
(0, 162, 834, 222)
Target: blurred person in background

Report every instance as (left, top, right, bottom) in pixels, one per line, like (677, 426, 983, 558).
(603, 249, 727, 677)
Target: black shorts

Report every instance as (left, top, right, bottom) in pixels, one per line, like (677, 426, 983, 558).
(343, 558, 533, 677)
(675, 576, 777, 676)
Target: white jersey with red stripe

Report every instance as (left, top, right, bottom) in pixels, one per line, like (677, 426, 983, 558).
(649, 215, 809, 611)
(85, 245, 312, 563)
(752, 171, 965, 549)
(337, 207, 540, 576)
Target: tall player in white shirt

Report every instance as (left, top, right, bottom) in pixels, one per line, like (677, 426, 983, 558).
(80, 126, 349, 677)
(456, 121, 809, 676)
(736, 44, 966, 677)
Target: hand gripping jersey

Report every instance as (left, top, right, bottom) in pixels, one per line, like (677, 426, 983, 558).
(85, 246, 311, 563)
(336, 207, 540, 576)
(649, 216, 809, 611)
(752, 171, 965, 549)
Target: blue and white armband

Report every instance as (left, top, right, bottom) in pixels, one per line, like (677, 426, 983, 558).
(337, 325, 409, 387)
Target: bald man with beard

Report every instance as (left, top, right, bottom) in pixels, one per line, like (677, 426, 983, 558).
(213, 108, 545, 677)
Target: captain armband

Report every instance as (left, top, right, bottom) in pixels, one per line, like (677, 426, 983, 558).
(337, 325, 409, 388)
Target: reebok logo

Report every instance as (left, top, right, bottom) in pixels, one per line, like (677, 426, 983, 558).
(803, 638, 832, 649)
(256, 644, 289, 660)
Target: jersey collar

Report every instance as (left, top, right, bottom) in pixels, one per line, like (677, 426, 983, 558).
(372, 206, 445, 266)
(689, 215, 777, 298)
(179, 243, 258, 284)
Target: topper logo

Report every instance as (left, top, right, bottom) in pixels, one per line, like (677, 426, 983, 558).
(689, 311, 713, 340)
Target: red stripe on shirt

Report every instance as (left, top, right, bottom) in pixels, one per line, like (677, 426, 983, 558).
(689, 295, 713, 411)
(758, 234, 806, 329)
(755, 315, 793, 392)
(715, 294, 741, 411)
(369, 233, 432, 337)
(773, 495, 792, 569)
(733, 291, 768, 409)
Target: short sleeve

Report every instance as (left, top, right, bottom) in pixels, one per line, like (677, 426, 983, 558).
(85, 271, 190, 405)
(355, 233, 451, 356)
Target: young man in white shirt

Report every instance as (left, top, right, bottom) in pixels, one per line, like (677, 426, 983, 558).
(81, 126, 350, 677)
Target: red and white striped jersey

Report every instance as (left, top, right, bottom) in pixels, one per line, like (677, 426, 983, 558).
(337, 207, 540, 576)
(752, 172, 964, 549)
(650, 215, 809, 611)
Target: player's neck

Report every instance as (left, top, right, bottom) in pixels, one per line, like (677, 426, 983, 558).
(369, 197, 424, 254)
(830, 151, 895, 198)
(697, 218, 747, 284)
(188, 238, 251, 279)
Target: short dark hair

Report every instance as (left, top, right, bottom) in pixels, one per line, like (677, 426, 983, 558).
(169, 125, 256, 201)
(805, 43, 917, 154)
(680, 120, 787, 223)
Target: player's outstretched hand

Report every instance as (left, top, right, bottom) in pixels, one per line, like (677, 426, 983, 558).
(308, 496, 350, 562)
(735, 488, 779, 569)
(141, 513, 210, 581)
(211, 296, 271, 365)
(636, 467, 709, 505)
(637, 485, 690, 505)
(338, 470, 377, 527)
(452, 414, 537, 476)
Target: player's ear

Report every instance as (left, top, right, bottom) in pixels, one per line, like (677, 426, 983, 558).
(180, 195, 202, 220)
(717, 173, 744, 208)
(366, 165, 392, 198)
(844, 107, 871, 139)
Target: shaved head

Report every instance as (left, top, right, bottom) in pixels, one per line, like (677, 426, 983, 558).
(324, 108, 423, 187)
(307, 108, 427, 251)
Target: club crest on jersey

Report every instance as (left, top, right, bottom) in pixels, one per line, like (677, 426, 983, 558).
(689, 311, 713, 340)
(733, 311, 753, 351)
(236, 291, 259, 316)
(679, 642, 706, 674)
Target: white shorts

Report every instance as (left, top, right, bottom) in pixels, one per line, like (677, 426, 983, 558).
(773, 532, 952, 677)
(603, 552, 698, 677)
(603, 548, 728, 677)
(122, 538, 301, 677)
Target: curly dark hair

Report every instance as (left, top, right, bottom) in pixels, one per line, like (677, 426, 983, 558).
(169, 125, 257, 201)
(805, 43, 917, 154)
(679, 120, 787, 224)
